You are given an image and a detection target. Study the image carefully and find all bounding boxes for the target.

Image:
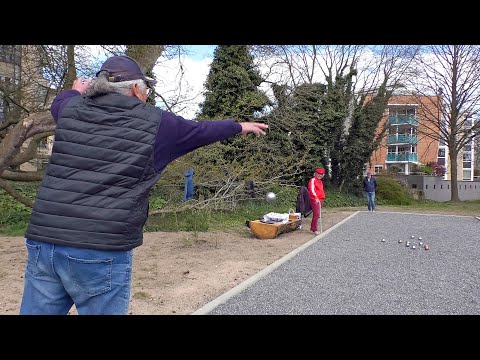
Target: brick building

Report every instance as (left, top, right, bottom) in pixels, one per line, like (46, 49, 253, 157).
(367, 94, 478, 181)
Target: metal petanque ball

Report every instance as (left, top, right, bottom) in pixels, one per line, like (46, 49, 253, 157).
(412, 245, 416, 249)
(381, 239, 385, 242)
(419, 241, 423, 246)
(265, 192, 277, 203)
(418, 237, 423, 241)
(411, 235, 415, 239)
(399, 239, 402, 243)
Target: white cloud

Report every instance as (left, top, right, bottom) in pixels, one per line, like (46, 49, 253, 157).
(153, 55, 212, 119)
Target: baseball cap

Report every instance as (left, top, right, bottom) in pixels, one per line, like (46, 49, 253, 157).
(315, 168, 325, 175)
(96, 55, 157, 85)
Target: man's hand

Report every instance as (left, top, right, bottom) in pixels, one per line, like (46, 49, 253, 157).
(239, 122, 269, 137)
(72, 77, 93, 95)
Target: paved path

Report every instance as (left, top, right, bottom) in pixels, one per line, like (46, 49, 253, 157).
(193, 211, 480, 315)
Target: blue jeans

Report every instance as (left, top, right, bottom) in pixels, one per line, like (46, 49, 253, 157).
(20, 239, 133, 315)
(365, 191, 375, 211)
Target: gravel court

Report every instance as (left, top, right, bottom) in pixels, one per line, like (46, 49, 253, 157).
(195, 211, 480, 315)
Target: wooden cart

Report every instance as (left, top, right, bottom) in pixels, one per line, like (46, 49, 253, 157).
(249, 219, 302, 239)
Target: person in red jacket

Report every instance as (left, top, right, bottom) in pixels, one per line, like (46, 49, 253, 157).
(308, 168, 326, 235)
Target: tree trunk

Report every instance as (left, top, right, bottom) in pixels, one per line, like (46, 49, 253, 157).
(126, 45, 164, 73)
(450, 149, 460, 202)
(64, 45, 77, 90)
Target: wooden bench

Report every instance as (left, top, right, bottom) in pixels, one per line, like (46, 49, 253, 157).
(249, 219, 302, 239)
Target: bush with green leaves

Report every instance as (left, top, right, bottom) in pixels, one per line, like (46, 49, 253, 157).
(375, 176, 413, 205)
(322, 189, 365, 207)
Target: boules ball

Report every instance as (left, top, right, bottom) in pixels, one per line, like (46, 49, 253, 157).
(265, 192, 277, 203)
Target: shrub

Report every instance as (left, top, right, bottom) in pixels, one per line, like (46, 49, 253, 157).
(375, 176, 413, 205)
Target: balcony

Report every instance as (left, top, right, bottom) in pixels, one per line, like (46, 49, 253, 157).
(387, 153, 418, 162)
(388, 116, 419, 126)
(387, 134, 418, 144)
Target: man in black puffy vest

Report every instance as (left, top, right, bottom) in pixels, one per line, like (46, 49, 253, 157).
(19, 55, 268, 315)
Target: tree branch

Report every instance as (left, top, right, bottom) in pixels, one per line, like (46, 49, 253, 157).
(11, 131, 54, 166)
(0, 111, 54, 175)
(0, 179, 34, 207)
(1, 170, 44, 181)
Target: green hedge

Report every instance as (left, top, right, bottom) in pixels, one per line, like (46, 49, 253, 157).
(375, 176, 413, 205)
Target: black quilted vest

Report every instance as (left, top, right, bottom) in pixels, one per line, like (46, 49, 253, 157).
(25, 93, 162, 250)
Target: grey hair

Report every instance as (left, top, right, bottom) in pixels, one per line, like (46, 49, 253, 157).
(84, 71, 147, 97)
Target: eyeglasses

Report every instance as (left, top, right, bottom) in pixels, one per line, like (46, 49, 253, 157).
(145, 86, 153, 97)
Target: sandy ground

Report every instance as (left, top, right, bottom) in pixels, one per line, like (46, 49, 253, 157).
(0, 209, 356, 315)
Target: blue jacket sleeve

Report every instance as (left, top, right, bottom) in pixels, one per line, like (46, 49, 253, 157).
(153, 112, 242, 173)
(50, 90, 81, 122)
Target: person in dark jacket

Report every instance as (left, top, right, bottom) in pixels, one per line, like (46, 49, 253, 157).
(295, 186, 312, 218)
(363, 171, 378, 212)
(19, 55, 268, 315)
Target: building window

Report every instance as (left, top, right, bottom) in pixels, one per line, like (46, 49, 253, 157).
(426, 185, 428, 189)
(441, 185, 443, 189)
(433, 185, 436, 189)
(463, 153, 472, 161)
(412, 184, 417, 189)
(463, 170, 472, 180)
(438, 158, 446, 165)
(464, 161, 472, 169)
(438, 148, 446, 157)
(374, 165, 383, 174)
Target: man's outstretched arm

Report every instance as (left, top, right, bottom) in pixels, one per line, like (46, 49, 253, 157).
(153, 113, 268, 173)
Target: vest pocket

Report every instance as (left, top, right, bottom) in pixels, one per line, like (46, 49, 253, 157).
(67, 256, 112, 296)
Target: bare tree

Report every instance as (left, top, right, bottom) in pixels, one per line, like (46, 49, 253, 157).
(251, 45, 419, 188)
(0, 45, 165, 207)
(405, 45, 480, 201)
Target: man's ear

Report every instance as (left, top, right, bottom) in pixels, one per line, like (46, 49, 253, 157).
(132, 83, 142, 100)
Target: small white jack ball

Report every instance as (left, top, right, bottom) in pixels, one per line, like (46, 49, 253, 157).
(265, 192, 277, 203)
